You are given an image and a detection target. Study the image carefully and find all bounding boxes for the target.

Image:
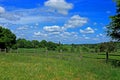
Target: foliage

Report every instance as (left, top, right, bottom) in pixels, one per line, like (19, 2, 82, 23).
(31, 40, 39, 48)
(39, 40, 47, 48)
(99, 41, 116, 53)
(17, 38, 32, 48)
(47, 41, 57, 50)
(0, 26, 16, 49)
(15, 38, 120, 53)
(99, 41, 116, 62)
(16, 39, 58, 51)
(107, 0, 120, 41)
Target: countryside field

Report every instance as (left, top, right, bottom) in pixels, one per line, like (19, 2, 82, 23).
(0, 49, 120, 80)
(0, 0, 120, 80)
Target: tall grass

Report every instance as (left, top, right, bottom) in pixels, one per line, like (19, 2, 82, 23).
(0, 49, 120, 80)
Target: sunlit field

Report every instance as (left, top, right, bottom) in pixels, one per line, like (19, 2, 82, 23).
(0, 0, 120, 80)
(0, 49, 120, 80)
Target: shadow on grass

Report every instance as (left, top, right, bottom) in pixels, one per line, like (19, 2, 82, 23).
(83, 56, 105, 60)
(83, 55, 120, 67)
(98, 53, 120, 56)
(109, 59, 120, 67)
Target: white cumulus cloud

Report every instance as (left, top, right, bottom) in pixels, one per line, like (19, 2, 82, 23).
(43, 25, 63, 32)
(80, 27, 94, 34)
(44, 0, 73, 15)
(64, 15, 88, 29)
(0, 13, 20, 21)
(34, 32, 47, 37)
(0, 6, 21, 21)
(0, 6, 5, 13)
(17, 25, 28, 30)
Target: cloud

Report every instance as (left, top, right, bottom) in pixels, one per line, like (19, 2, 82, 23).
(42, 15, 88, 37)
(93, 22, 97, 25)
(64, 15, 88, 29)
(59, 31, 78, 39)
(0, 13, 20, 21)
(0, 13, 67, 24)
(80, 27, 94, 34)
(17, 25, 28, 30)
(0, 6, 5, 13)
(34, 32, 47, 37)
(49, 32, 61, 35)
(43, 15, 87, 32)
(0, 6, 21, 21)
(84, 37, 90, 39)
(96, 33, 105, 37)
(0, 5, 90, 43)
(44, 0, 73, 15)
(43, 25, 63, 32)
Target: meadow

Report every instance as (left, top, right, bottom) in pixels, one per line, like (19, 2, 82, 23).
(0, 49, 120, 80)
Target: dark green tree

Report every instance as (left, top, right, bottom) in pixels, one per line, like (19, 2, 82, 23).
(26, 40, 32, 48)
(17, 38, 33, 48)
(107, 0, 120, 40)
(99, 42, 116, 62)
(47, 41, 57, 51)
(17, 38, 27, 48)
(0, 26, 16, 50)
(39, 40, 47, 48)
(31, 40, 39, 48)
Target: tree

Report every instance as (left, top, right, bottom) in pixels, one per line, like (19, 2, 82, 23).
(17, 38, 33, 48)
(107, 0, 120, 40)
(0, 26, 16, 50)
(31, 40, 39, 48)
(47, 41, 57, 51)
(39, 40, 47, 48)
(17, 38, 27, 48)
(26, 40, 32, 48)
(99, 42, 116, 62)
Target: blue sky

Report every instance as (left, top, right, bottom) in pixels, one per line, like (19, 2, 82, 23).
(0, 0, 117, 44)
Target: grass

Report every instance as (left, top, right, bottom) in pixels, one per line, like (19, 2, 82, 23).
(0, 49, 120, 80)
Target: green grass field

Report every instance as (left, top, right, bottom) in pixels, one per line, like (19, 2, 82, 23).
(0, 49, 120, 80)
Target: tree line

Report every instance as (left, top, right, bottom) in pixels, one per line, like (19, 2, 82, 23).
(16, 39, 58, 51)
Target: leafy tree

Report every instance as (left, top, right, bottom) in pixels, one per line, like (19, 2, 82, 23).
(39, 40, 47, 48)
(17, 38, 33, 48)
(107, 0, 120, 40)
(17, 38, 27, 48)
(26, 40, 32, 48)
(47, 41, 57, 51)
(0, 26, 16, 50)
(31, 40, 39, 48)
(99, 42, 116, 62)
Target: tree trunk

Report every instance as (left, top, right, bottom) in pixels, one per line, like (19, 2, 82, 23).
(106, 51, 109, 63)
